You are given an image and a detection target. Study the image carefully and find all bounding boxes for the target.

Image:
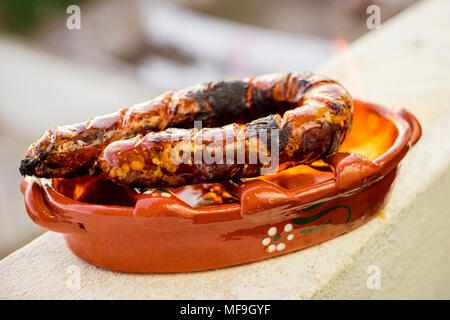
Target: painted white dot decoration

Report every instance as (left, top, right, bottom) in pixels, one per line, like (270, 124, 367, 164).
(268, 227, 277, 236)
(262, 224, 295, 253)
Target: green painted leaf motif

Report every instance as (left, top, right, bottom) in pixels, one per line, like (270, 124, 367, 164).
(291, 205, 352, 234)
(272, 234, 281, 242)
(300, 219, 332, 234)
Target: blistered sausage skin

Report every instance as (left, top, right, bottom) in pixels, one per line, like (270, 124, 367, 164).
(20, 72, 352, 184)
(96, 73, 353, 187)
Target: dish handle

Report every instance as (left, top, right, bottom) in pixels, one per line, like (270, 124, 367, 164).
(22, 177, 85, 234)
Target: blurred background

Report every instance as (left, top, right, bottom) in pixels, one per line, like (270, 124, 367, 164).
(0, 0, 418, 258)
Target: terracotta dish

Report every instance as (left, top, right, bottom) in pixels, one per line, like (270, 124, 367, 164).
(21, 100, 421, 273)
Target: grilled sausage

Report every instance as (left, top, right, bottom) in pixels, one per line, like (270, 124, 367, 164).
(20, 72, 352, 186)
(96, 72, 353, 187)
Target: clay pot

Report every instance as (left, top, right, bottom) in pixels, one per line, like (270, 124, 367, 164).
(21, 100, 421, 273)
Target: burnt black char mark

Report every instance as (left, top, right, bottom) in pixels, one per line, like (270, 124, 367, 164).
(244, 114, 290, 152)
(207, 79, 248, 126)
(19, 150, 48, 176)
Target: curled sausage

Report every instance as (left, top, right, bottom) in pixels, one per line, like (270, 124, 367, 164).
(97, 72, 353, 187)
(20, 72, 353, 187)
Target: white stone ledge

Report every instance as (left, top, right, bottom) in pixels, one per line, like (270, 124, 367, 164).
(1, 0, 449, 299)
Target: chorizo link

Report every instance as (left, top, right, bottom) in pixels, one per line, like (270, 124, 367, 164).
(19, 72, 353, 184)
(96, 72, 353, 187)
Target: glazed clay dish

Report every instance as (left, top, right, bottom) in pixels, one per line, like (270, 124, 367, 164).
(20, 73, 421, 273)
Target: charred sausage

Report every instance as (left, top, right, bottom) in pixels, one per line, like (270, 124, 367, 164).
(97, 72, 353, 187)
(20, 72, 353, 187)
